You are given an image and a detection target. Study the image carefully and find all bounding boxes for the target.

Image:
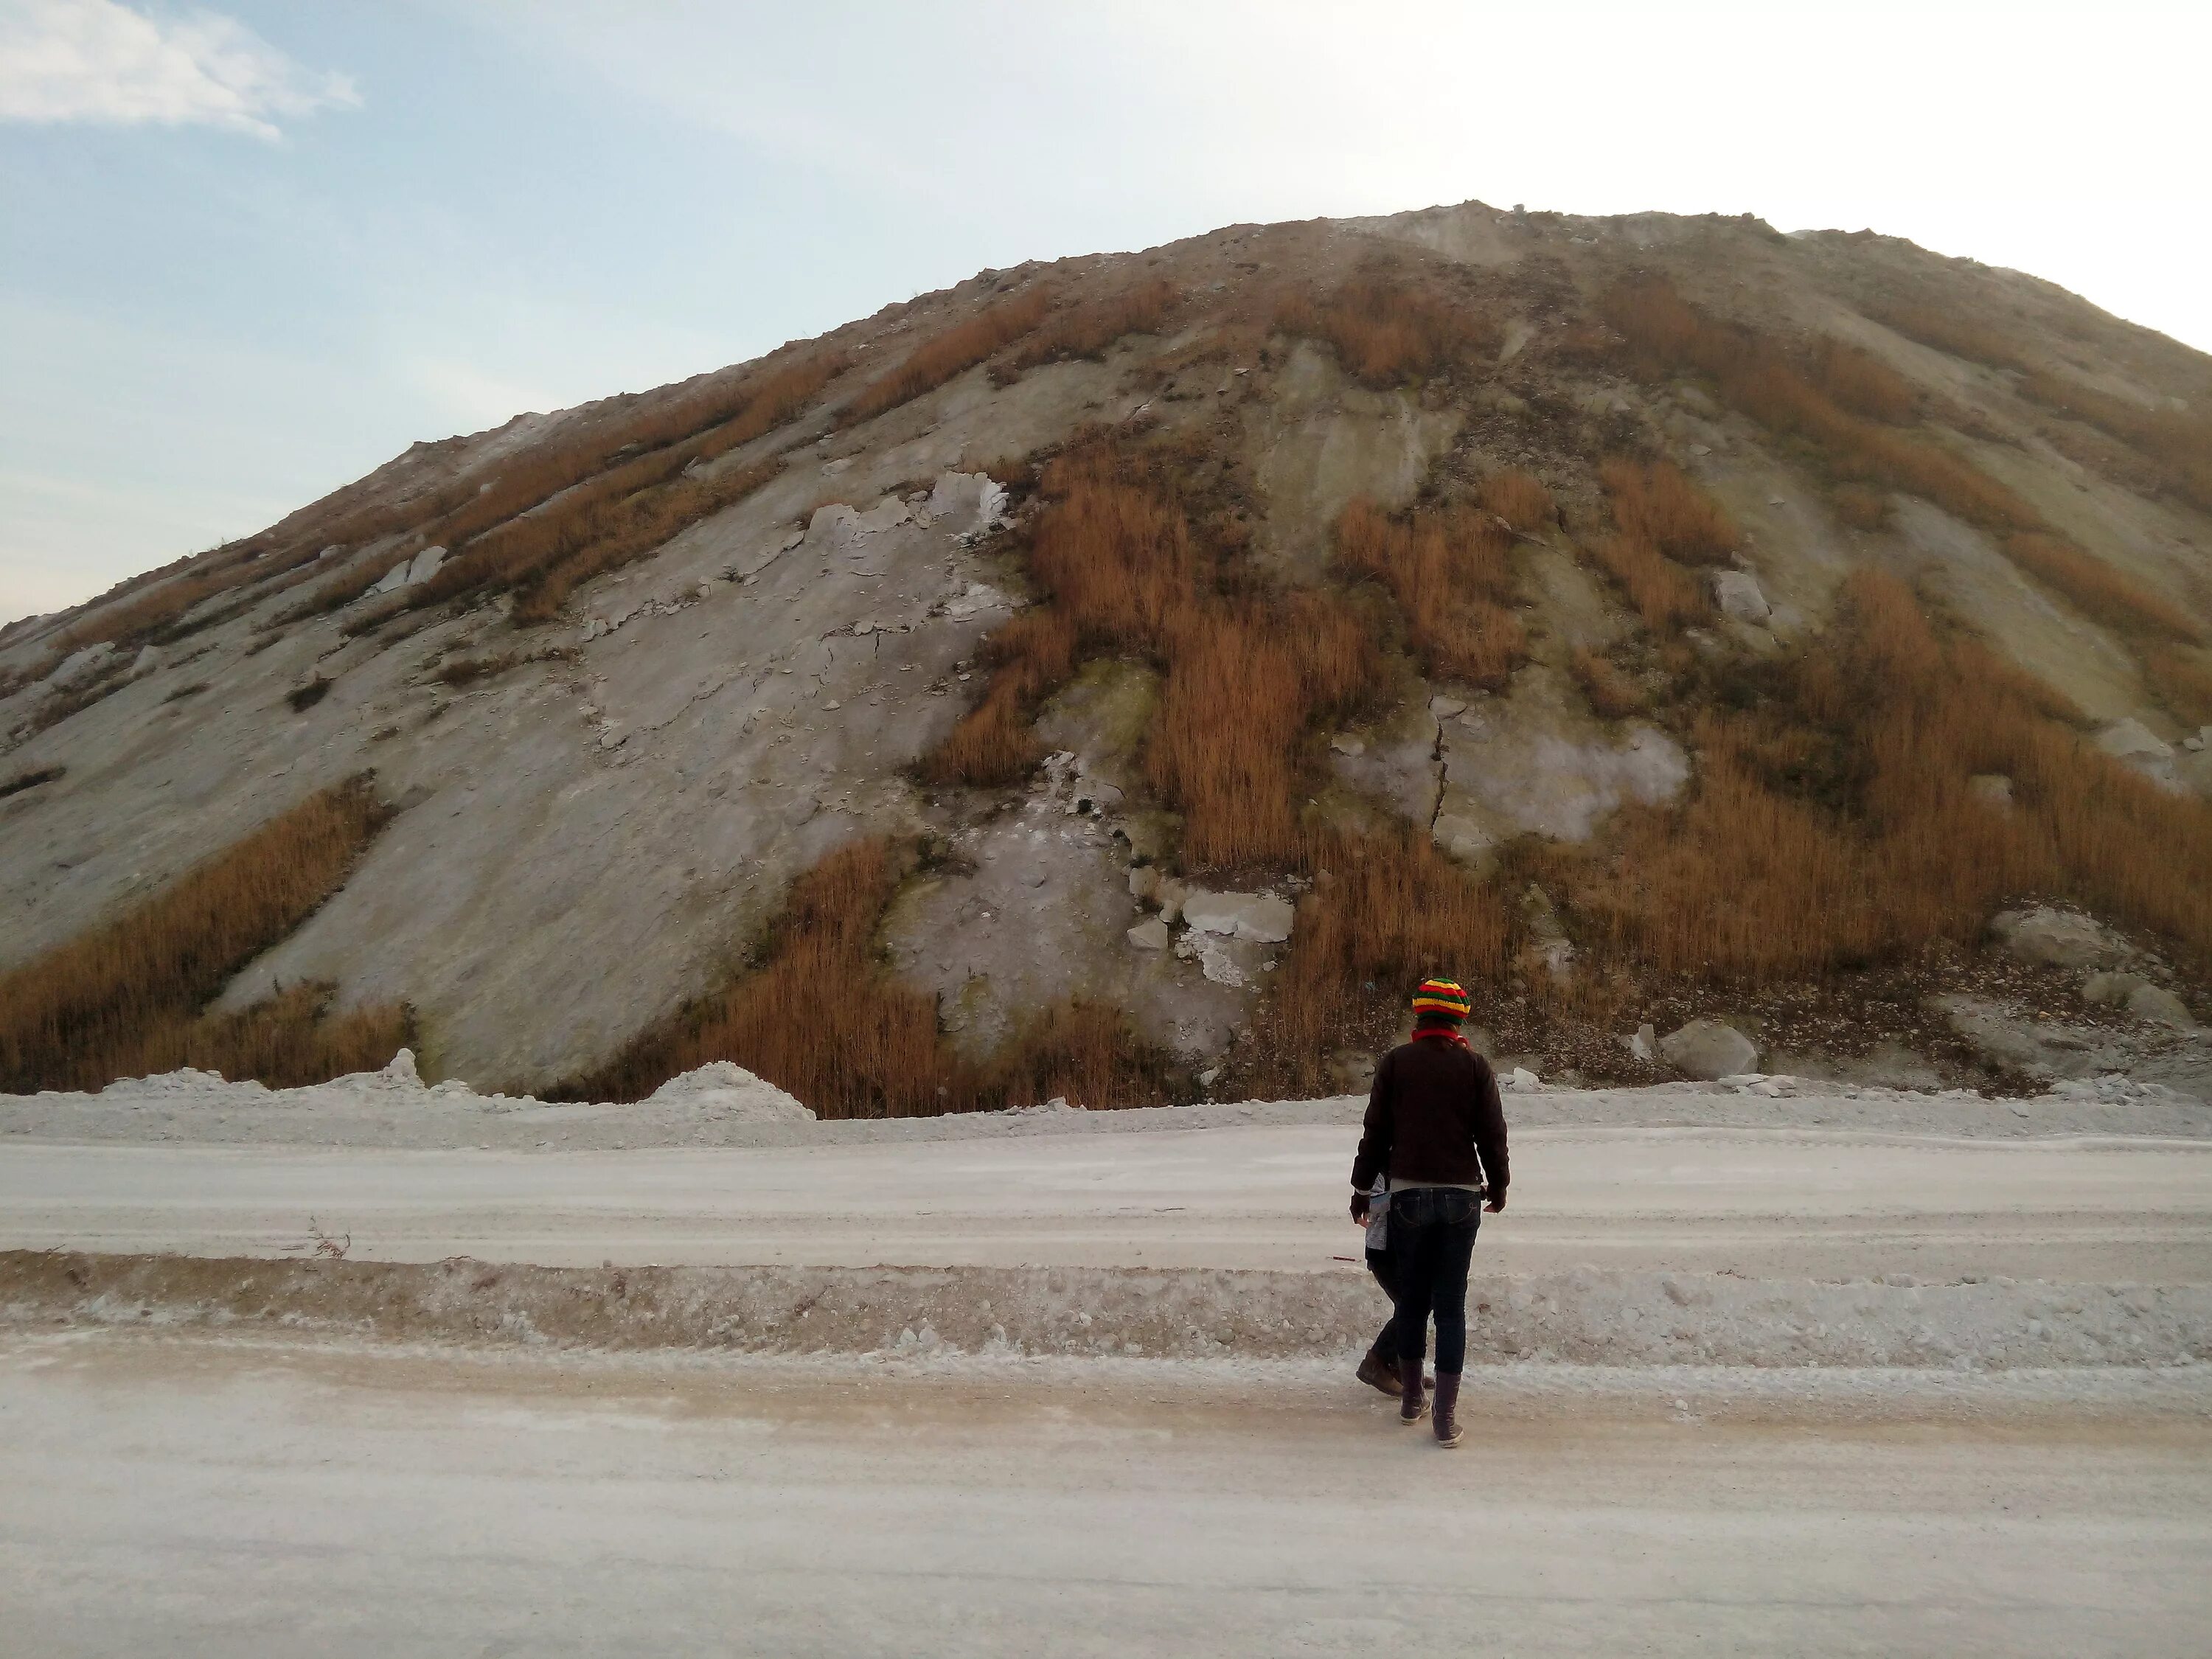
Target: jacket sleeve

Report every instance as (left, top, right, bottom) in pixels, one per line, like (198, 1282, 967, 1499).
(1472, 1058, 1509, 1197)
(1350, 1050, 1394, 1190)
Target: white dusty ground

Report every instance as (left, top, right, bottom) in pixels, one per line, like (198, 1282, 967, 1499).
(7, 1063, 2211, 1651)
(7, 1121, 2212, 1287)
(3, 1331, 2208, 1659)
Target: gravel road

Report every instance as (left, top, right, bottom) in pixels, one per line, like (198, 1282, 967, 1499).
(4, 1329, 2206, 1659)
(6, 1121, 2209, 1285)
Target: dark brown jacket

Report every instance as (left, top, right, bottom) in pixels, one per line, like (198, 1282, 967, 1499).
(1350, 1037, 1509, 1197)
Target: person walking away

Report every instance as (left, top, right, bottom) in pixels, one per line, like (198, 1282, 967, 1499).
(1349, 978, 1509, 1447)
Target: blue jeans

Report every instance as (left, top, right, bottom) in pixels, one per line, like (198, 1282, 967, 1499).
(1390, 1187, 1481, 1374)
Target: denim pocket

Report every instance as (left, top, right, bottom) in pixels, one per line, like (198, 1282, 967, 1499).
(1437, 1189, 1478, 1227)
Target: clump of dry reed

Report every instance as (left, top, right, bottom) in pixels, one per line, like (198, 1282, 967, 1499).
(1276, 271, 1495, 387)
(2020, 372, 2212, 514)
(922, 609, 1077, 787)
(1806, 337, 1919, 423)
(1478, 469, 1555, 534)
(0, 777, 406, 1093)
(77, 350, 846, 649)
(115, 984, 412, 1092)
(1604, 276, 2040, 535)
(562, 838, 973, 1117)
(2003, 533, 2201, 642)
(1334, 499, 1523, 689)
(986, 1001, 1173, 1109)
(563, 837, 1173, 1115)
(1571, 647, 1644, 717)
(2145, 646, 2212, 726)
(1597, 459, 1739, 563)
(1582, 534, 1709, 630)
(1004, 279, 1179, 374)
(1862, 299, 2039, 375)
(1831, 484, 1891, 530)
(931, 446, 1388, 869)
(1249, 827, 1513, 1097)
(1601, 276, 2207, 647)
(1562, 570, 2212, 979)
(841, 286, 1054, 427)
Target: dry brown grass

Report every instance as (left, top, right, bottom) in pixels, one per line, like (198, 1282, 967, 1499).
(841, 286, 1054, 426)
(1478, 468, 1555, 534)
(2003, 533, 2202, 643)
(1571, 647, 1644, 717)
(1863, 299, 2038, 375)
(0, 778, 404, 1093)
(1334, 499, 1523, 688)
(566, 835, 1174, 1115)
(2145, 646, 2212, 726)
(83, 351, 846, 649)
(932, 448, 1388, 868)
(564, 838, 975, 1117)
(1831, 484, 1891, 530)
(1562, 570, 2212, 978)
(1603, 276, 2042, 535)
(2020, 372, 2212, 514)
(1807, 337, 1919, 423)
(986, 1001, 1172, 1109)
(1251, 827, 1514, 1096)
(1598, 459, 1740, 563)
(1027, 453, 1203, 647)
(1004, 279, 1179, 373)
(1584, 534, 1708, 630)
(1276, 271, 1495, 387)
(116, 984, 412, 1092)
(921, 608, 1078, 787)
(297, 355, 836, 631)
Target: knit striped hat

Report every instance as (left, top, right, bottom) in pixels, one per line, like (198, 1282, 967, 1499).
(1411, 977, 1472, 1021)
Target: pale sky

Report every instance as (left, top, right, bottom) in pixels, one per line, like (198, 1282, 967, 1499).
(3, 0, 2208, 625)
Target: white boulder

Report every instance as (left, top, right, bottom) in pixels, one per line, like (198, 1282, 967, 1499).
(2096, 717, 2179, 789)
(922, 471, 1008, 538)
(49, 642, 116, 688)
(1180, 889, 1295, 944)
(1126, 918, 1171, 950)
(1712, 569, 1770, 623)
(1659, 1018, 1759, 1080)
(1992, 907, 2127, 970)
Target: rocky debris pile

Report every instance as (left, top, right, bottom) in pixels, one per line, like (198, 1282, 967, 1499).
(2081, 971, 2197, 1030)
(1124, 856, 1299, 989)
(641, 1060, 815, 1123)
(2048, 1074, 2202, 1106)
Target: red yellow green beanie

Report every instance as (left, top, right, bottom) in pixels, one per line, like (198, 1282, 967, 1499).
(1411, 978, 1471, 1021)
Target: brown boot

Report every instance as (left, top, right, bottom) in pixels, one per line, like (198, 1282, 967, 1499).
(1356, 1344, 1402, 1397)
(1398, 1357, 1429, 1424)
(1433, 1372, 1463, 1447)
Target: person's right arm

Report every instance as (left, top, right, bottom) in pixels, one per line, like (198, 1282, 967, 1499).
(1473, 1057, 1509, 1211)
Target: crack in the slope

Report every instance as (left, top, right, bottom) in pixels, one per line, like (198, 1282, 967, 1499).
(1427, 713, 1447, 835)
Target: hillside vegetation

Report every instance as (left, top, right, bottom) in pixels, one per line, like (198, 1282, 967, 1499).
(3, 202, 2208, 1107)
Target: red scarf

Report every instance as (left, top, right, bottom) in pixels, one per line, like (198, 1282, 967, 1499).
(1413, 1026, 1470, 1051)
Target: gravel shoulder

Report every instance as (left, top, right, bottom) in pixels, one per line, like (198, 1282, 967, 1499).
(4, 1057, 2209, 1151)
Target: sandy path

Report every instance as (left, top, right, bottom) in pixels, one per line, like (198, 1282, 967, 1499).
(4, 1124, 2209, 1282)
(4, 1329, 2207, 1659)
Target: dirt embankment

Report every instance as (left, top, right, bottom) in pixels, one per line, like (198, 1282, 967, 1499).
(10, 1250, 2209, 1371)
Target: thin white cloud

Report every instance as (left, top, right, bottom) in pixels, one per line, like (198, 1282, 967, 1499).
(0, 0, 358, 139)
